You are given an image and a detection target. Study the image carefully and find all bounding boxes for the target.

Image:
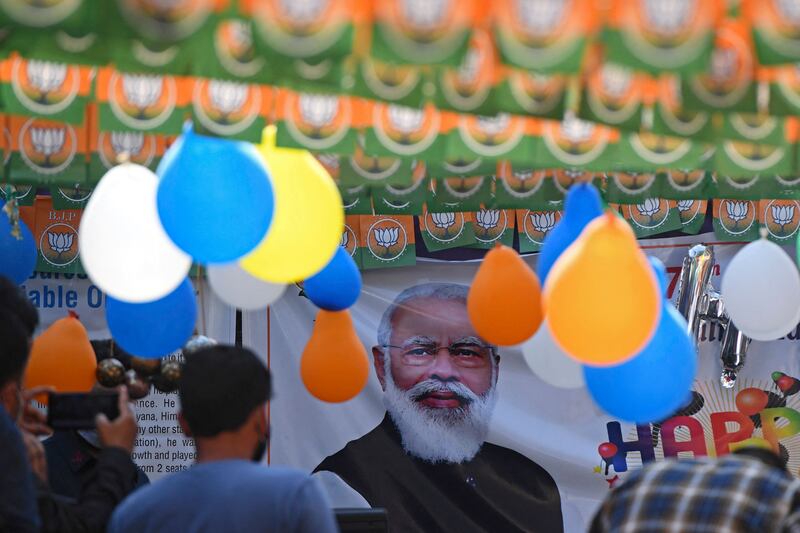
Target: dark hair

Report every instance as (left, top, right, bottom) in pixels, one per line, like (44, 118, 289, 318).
(0, 276, 37, 336)
(179, 345, 271, 438)
(0, 276, 38, 386)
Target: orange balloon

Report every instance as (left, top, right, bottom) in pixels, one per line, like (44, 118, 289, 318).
(467, 244, 543, 346)
(544, 211, 660, 366)
(301, 310, 369, 403)
(25, 311, 96, 403)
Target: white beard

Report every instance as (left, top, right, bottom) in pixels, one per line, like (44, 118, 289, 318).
(383, 365, 497, 464)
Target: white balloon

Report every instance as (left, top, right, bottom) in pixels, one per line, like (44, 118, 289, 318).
(522, 320, 585, 389)
(208, 262, 286, 310)
(79, 163, 191, 303)
(721, 238, 800, 341)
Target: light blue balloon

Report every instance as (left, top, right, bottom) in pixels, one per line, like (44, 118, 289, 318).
(106, 278, 197, 358)
(536, 183, 603, 282)
(584, 258, 697, 424)
(157, 123, 274, 263)
(304, 247, 362, 311)
(0, 202, 36, 284)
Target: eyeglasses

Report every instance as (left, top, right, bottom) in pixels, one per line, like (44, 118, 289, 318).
(381, 341, 495, 368)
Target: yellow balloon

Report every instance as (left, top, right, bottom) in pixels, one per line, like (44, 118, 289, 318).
(240, 127, 344, 283)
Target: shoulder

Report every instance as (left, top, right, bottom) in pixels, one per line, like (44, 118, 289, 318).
(315, 422, 390, 474)
(479, 443, 557, 481)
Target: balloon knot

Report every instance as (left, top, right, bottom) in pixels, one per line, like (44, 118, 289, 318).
(68, 310, 80, 320)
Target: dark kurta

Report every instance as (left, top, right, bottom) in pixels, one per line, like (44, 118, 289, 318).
(315, 415, 563, 533)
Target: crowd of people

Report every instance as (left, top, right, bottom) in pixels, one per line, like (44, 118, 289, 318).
(3, 271, 800, 532)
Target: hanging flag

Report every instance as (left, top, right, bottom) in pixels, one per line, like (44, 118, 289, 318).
(340, 184, 374, 215)
(660, 169, 714, 200)
(426, 176, 493, 212)
(675, 198, 708, 234)
(620, 198, 683, 237)
(433, 29, 497, 115)
(363, 103, 451, 160)
(342, 215, 363, 269)
(768, 64, 800, 115)
(470, 207, 514, 249)
(579, 62, 646, 131)
(745, 0, 800, 65)
(370, 166, 428, 215)
(419, 207, 477, 251)
(33, 196, 83, 274)
(426, 156, 497, 179)
(537, 116, 619, 170)
(96, 68, 191, 135)
(493, 70, 567, 119)
(614, 132, 709, 172)
(338, 147, 417, 187)
(0, 0, 95, 34)
(492, 0, 596, 74)
(8, 115, 88, 187)
(720, 113, 790, 145)
(605, 172, 661, 204)
(759, 199, 800, 244)
(1, 55, 93, 124)
(274, 90, 358, 154)
(191, 78, 272, 141)
(352, 57, 427, 108)
(604, 0, 723, 74)
(651, 77, 715, 140)
(712, 198, 759, 241)
(358, 214, 416, 269)
(713, 140, 795, 178)
(370, 0, 477, 66)
(10, 28, 107, 66)
(516, 208, 562, 253)
(446, 113, 539, 165)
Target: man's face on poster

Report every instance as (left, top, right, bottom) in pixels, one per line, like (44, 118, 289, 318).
(373, 294, 498, 463)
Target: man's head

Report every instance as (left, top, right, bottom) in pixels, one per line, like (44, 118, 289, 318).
(372, 283, 499, 464)
(178, 345, 271, 462)
(0, 276, 38, 419)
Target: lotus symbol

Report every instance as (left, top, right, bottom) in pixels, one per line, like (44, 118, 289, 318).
(776, 0, 800, 25)
(122, 74, 163, 117)
(26, 60, 67, 103)
(208, 80, 248, 120)
(388, 105, 426, 141)
(431, 212, 456, 236)
(110, 131, 144, 157)
(516, 0, 565, 35)
(676, 199, 694, 212)
(340, 230, 349, 248)
(476, 209, 500, 236)
(31, 127, 65, 166)
(710, 47, 737, 83)
(374, 227, 400, 255)
(560, 116, 594, 143)
(278, 0, 327, 25)
(636, 198, 661, 223)
(642, 0, 694, 36)
(48, 231, 73, 256)
(530, 212, 556, 234)
(476, 114, 511, 138)
(458, 48, 482, 84)
(229, 20, 253, 50)
(400, 0, 448, 30)
(772, 204, 796, 232)
(299, 93, 338, 130)
(726, 200, 749, 230)
(601, 64, 632, 99)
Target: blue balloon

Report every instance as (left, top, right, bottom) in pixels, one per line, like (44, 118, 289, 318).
(304, 247, 362, 311)
(0, 202, 36, 284)
(157, 123, 274, 263)
(106, 278, 197, 358)
(583, 258, 697, 423)
(536, 183, 603, 282)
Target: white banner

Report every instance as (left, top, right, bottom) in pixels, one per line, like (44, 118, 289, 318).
(247, 233, 800, 532)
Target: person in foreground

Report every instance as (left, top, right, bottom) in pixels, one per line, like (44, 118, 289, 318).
(315, 283, 563, 532)
(590, 441, 800, 532)
(108, 344, 337, 533)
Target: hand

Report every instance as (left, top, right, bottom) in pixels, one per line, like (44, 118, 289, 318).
(19, 386, 55, 437)
(21, 430, 48, 485)
(95, 386, 137, 455)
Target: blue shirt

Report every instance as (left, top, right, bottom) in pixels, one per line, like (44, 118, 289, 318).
(108, 460, 338, 533)
(0, 406, 39, 533)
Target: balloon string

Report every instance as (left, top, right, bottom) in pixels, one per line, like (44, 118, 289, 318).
(198, 265, 207, 336)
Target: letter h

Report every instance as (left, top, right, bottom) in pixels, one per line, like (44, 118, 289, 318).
(605, 422, 656, 473)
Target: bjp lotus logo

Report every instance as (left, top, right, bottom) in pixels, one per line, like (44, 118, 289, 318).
(441, 176, 484, 199)
(514, 0, 567, 38)
(361, 58, 422, 101)
(109, 72, 177, 130)
(458, 113, 524, 157)
(40, 222, 79, 267)
(425, 211, 465, 242)
(690, 27, 752, 108)
(12, 57, 80, 115)
(665, 169, 706, 192)
(0, 0, 82, 27)
(97, 131, 156, 170)
(543, 117, 609, 166)
(766, 200, 800, 239)
(440, 31, 493, 111)
(367, 219, 408, 262)
(252, 0, 349, 60)
(641, 0, 694, 38)
(214, 19, 265, 78)
(553, 168, 594, 194)
(499, 168, 546, 198)
(348, 150, 402, 182)
(722, 141, 785, 174)
(118, 0, 212, 41)
(341, 225, 358, 256)
(628, 132, 693, 167)
(629, 198, 670, 229)
(193, 79, 261, 136)
(586, 63, 641, 125)
(475, 209, 507, 244)
(285, 92, 351, 151)
(507, 71, 566, 115)
(719, 200, 756, 235)
(676, 199, 703, 225)
(611, 172, 657, 196)
(379, 0, 470, 62)
(523, 210, 561, 245)
(372, 103, 440, 157)
(19, 119, 77, 175)
(627, 0, 710, 69)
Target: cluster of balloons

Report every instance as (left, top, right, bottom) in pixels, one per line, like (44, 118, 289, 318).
(467, 183, 697, 423)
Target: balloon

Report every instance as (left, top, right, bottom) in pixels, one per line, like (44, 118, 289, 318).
(0, 203, 36, 284)
(584, 258, 696, 423)
(721, 237, 800, 341)
(304, 247, 362, 311)
(106, 279, 197, 358)
(598, 442, 618, 459)
(301, 310, 369, 403)
(80, 163, 191, 303)
(537, 183, 603, 283)
(157, 123, 274, 263)
(25, 312, 96, 402)
(240, 126, 343, 283)
(208, 262, 286, 311)
(545, 211, 660, 366)
(467, 245, 543, 346)
(736, 388, 769, 416)
(522, 320, 584, 389)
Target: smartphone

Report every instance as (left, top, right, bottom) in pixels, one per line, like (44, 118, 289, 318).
(47, 392, 120, 430)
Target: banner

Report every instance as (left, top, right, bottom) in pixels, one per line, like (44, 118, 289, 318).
(251, 234, 800, 532)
